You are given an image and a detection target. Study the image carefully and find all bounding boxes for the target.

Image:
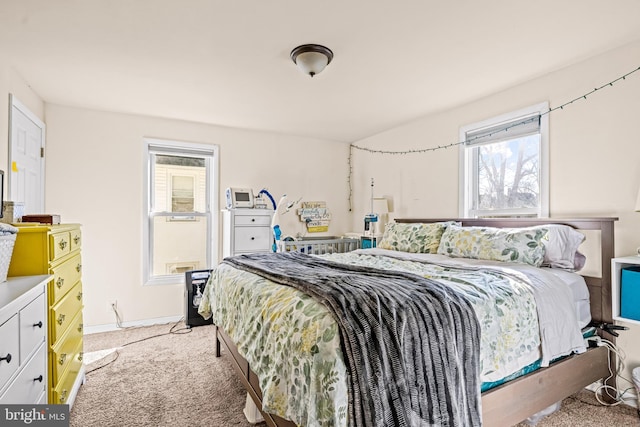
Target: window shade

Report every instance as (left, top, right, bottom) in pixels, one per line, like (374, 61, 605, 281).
(148, 143, 215, 158)
(465, 114, 541, 146)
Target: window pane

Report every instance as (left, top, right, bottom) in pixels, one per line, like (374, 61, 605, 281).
(153, 154, 206, 213)
(172, 176, 195, 212)
(151, 216, 208, 276)
(475, 134, 540, 211)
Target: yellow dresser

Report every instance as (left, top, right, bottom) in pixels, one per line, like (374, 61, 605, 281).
(7, 224, 84, 406)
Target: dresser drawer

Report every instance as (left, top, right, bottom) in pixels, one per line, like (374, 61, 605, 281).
(50, 311, 83, 386)
(20, 293, 46, 364)
(0, 342, 46, 404)
(234, 214, 272, 226)
(50, 282, 83, 345)
(70, 228, 82, 252)
(50, 253, 82, 305)
(51, 340, 83, 405)
(0, 315, 19, 387)
(234, 227, 272, 251)
(50, 231, 72, 262)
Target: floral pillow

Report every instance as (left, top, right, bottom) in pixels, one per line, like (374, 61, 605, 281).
(437, 224, 548, 267)
(378, 222, 451, 253)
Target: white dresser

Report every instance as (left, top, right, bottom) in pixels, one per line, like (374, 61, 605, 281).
(0, 275, 50, 404)
(222, 209, 274, 258)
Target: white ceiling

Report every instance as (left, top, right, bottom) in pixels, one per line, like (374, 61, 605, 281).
(1, 1, 640, 142)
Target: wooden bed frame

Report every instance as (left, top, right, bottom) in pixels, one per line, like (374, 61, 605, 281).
(215, 217, 618, 427)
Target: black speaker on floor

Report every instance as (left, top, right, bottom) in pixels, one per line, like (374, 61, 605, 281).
(185, 269, 214, 328)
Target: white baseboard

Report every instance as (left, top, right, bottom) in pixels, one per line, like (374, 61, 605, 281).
(83, 315, 184, 335)
(621, 390, 639, 409)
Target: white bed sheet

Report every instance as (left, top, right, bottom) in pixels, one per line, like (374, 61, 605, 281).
(544, 268, 591, 329)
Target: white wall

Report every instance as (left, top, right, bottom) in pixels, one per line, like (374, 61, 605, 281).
(352, 39, 640, 400)
(43, 104, 351, 328)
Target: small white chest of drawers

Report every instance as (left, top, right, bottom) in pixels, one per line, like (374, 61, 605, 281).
(222, 209, 274, 258)
(0, 275, 50, 404)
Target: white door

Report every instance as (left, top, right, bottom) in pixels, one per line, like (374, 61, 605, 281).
(9, 94, 45, 214)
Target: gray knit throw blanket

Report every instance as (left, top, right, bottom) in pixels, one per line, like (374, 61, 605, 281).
(224, 252, 482, 427)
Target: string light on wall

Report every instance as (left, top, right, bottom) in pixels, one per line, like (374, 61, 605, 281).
(347, 65, 640, 210)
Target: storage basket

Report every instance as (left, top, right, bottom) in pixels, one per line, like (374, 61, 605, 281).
(621, 266, 640, 321)
(0, 233, 17, 282)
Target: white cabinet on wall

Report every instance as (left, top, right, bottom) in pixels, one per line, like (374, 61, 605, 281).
(611, 256, 640, 325)
(222, 209, 274, 258)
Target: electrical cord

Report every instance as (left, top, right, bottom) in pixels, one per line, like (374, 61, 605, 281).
(120, 319, 192, 347)
(112, 303, 127, 329)
(591, 338, 639, 407)
(85, 318, 192, 375)
(85, 349, 120, 375)
(110, 302, 192, 336)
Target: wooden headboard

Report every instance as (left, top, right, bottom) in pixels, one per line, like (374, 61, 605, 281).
(395, 217, 618, 325)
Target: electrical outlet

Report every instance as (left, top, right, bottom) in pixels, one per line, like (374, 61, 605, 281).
(107, 300, 117, 313)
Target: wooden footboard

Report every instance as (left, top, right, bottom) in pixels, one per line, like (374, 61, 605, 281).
(481, 346, 609, 426)
(217, 325, 609, 427)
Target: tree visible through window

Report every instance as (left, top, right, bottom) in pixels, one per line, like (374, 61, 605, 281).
(476, 134, 540, 211)
(460, 103, 549, 218)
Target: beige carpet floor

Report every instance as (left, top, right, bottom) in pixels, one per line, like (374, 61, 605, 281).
(70, 323, 639, 427)
(71, 322, 256, 427)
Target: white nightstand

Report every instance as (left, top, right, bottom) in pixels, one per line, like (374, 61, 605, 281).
(611, 256, 640, 325)
(222, 209, 274, 258)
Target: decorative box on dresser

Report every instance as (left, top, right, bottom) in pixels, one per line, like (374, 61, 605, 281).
(222, 209, 274, 258)
(7, 224, 84, 407)
(0, 275, 50, 404)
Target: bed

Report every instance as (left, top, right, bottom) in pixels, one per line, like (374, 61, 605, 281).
(200, 217, 618, 427)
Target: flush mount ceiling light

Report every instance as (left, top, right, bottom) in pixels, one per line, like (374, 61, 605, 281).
(290, 44, 333, 77)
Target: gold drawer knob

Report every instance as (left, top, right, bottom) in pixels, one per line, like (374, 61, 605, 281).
(58, 353, 67, 365)
(78, 324, 84, 333)
(76, 263, 82, 272)
(56, 277, 65, 288)
(59, 389, 67, 403)
(57, 313, 66, 325)
(77, 291, 83, 301)
(78, 352, 84, 362)
(58, 240, 67, 250)
(73, 236, 80, 245)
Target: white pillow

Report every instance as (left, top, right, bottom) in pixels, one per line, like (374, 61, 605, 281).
(537, 224, 586, 271)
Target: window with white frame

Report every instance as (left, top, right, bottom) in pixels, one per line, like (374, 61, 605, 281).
(143, 139, 219, 285)
(460, 102, 549, 218)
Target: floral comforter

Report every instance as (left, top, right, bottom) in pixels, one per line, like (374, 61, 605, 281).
(199, 249, 585, 427)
